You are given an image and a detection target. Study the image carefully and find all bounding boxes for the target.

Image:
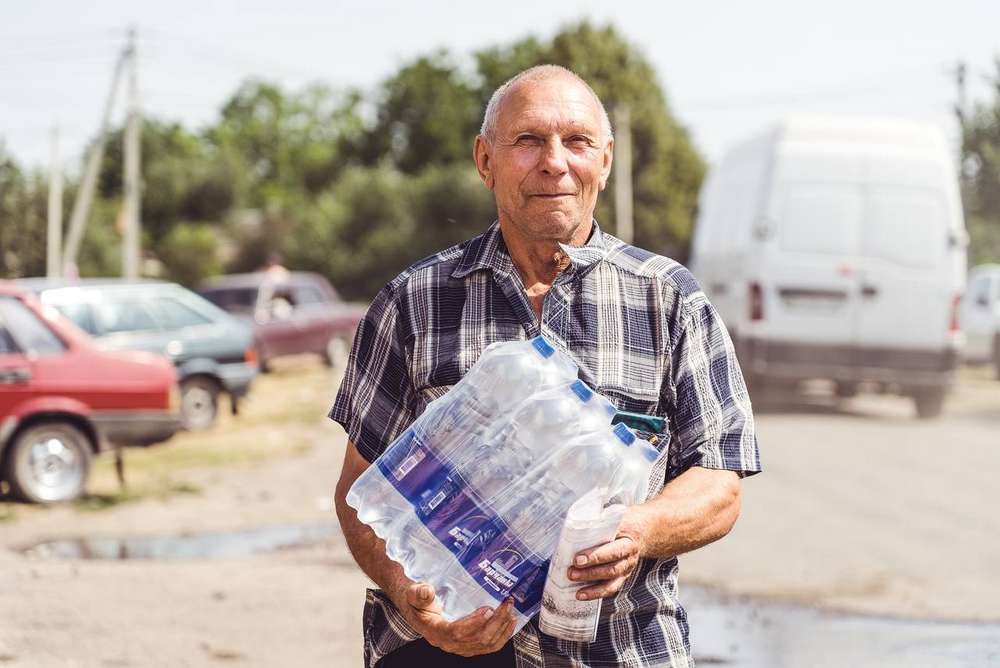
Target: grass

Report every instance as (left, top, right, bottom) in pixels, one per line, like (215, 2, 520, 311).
(2, 355, 342, 515)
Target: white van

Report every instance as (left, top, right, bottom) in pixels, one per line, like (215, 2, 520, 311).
(690, 115, 967, 418)
(960, 263, 1000, 378)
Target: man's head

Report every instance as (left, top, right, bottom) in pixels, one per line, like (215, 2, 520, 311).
(474, 65, 614, 244)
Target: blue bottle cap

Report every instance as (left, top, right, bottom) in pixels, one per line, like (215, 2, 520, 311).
(531, 336, 555, 358)
(613, 422, 636, 445)
(639, 443, 660, 463)
(570, 379, 593, 402)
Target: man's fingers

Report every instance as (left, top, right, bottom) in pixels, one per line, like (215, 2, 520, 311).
(576, 575, 628, 601)
(405, 583, 438, 612)
(574, 536, 637, 568)
(569, 556, 636, 582)
(485, 601, 518, 649)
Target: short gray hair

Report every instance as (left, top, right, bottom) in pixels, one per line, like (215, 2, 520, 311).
(479, 65, 613, 143)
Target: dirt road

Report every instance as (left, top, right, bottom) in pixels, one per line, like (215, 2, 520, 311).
(1, 365, 998, 666)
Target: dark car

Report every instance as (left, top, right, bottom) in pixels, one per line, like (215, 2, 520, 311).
(0, 282, 180, 503)
(198, 271, 366, 372)
(19, 279, 257, 431)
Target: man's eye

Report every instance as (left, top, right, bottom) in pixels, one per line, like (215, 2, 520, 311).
(515, 135, 542, 145)
(565, 136, 593, 147)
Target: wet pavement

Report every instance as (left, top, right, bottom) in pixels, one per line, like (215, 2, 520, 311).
(16, 524, 1000, 666)
(686, 586, 1000, 668)
(18, 522, 341, 560)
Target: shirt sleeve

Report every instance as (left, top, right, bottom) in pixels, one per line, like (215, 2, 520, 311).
(329, 284, 417, 463)
(664, 295, 761, 480)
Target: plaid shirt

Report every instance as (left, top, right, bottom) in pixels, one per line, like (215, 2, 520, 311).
(330, 221, 761, 668)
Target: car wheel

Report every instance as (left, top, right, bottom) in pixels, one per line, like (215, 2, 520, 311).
(324, 334, 352, 369)
(180, 377, 220, 431)
(4, 421, 92, 503)
(912, 389, 946, 419)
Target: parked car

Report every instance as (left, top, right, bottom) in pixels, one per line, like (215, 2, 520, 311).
(18, 279, 257, 431)
(0, 282, 180, 503)
(197, 271, 366, 372)
(690, 115, 967, 418)
(961, 264, 1000, 378)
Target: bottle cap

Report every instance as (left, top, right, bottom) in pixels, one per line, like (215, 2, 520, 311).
(639, 442, 660, 463)
(531, 336, 556, 358)
(613, 422, 636, 445)
(570, 379, 593, 402)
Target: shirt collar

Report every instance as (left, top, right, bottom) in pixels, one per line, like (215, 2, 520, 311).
(451, 220, 607, 279)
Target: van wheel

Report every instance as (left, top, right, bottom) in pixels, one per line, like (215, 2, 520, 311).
(180, 377, 220, 431)
(4, 421, 92, 504)
(912, 390, 946, 419)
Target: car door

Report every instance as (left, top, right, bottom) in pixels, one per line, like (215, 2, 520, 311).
(0, 297, 36, 418)
(292, 280, 336, 353)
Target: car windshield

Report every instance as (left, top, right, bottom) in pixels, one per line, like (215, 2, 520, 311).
(0, 296, 66, 355)
(201, 287, 258, 315)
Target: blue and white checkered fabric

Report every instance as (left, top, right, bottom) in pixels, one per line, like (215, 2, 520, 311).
(331, 220, 761, 667)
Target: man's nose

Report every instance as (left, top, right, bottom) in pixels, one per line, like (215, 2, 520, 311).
(538, 137, 569, 175)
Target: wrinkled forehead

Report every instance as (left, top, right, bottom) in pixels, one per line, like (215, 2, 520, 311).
(496, 77, 605, 137)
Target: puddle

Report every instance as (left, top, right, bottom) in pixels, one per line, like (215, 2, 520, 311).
(19, 522, 341, 560)
(686, 586, 1000, 668)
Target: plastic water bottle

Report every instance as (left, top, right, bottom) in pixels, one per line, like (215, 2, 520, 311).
(607, 424, 661, 504)
(346, 337, 658, 631)
(418, 337, 578, 450)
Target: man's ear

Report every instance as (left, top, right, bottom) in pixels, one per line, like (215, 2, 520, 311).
(598, 137, 614, 191)
(474, 135, 495, 190)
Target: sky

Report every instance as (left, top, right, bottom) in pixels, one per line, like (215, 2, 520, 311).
(2, 0, 999, 173)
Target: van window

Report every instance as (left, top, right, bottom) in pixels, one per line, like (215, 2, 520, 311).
(778, 184, 860, 255)
(0, 297, 66, 355)
(864, 187, 945, 268)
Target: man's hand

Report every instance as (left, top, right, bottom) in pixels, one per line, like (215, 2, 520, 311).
(567, 505, 649, 600)
(396, 582, 518, 657)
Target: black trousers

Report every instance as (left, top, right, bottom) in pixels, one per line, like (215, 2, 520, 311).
(376, 639, 515, 667)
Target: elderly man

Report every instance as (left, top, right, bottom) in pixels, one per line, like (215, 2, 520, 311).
(333, 65, 761, 668)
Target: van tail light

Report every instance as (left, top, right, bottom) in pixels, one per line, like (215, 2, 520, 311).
(245, 346, 258, 366)
(949, 294, 962, 333)
(749, 282, 764, 321)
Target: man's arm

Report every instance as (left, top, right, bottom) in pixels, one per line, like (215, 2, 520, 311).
(566, 466, 741, 600)
(334, 441, 518, 656)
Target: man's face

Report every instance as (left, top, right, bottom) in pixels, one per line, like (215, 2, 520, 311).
(475, 76, 614, 243)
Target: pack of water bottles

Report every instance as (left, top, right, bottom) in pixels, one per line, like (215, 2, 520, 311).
(346, 336, 660, 632)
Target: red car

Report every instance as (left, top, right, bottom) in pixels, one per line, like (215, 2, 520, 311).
(198, 271, 366, 372)
(0, 283, 181, 503)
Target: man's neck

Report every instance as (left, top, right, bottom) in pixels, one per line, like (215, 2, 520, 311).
(499, 218, 592, 288)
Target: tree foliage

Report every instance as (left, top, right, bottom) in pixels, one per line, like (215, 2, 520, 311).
(1, 21, 707, 294)
(962, 60, 1000, 265)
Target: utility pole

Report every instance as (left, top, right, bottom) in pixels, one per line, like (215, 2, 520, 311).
(613, 105, 634, 244)
(122, 27, 141, 280)
(46, 127, 63, 278)
(62, 43, 128, 277)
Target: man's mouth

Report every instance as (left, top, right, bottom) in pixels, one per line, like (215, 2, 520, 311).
(530, 193, 575, 199)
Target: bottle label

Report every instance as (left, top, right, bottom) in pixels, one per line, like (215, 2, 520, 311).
(375, 426, 549, 617)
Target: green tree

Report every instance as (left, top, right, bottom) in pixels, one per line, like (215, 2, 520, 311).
(362, 52, 481, 173)
(475, 22, 705, 258)
(0, 148, 46, 278)
(962, 60, 1000, 265)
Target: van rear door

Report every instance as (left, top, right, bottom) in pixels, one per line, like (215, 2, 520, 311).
(854, 152, 960, 359)
(762, 180, 861, 351)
